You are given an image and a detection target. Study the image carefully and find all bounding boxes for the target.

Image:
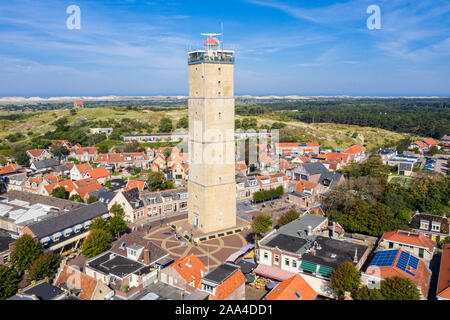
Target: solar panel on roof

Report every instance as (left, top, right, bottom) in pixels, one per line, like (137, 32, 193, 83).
(371, 250, 398, 267)
(408, 256, 419, 270)
(405, 270, 415, 277)
(396, 251, 409, 271)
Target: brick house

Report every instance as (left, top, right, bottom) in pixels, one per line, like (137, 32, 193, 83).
(68, 146, 98, 162)
(378, 229, 436, 265)
(256, 172, 289, 191)
(289, 180, 320, 209)
(159, 254, 208, 293)
(54, 264, 114, 300)
(235, 174, 260, 201)
(362, 249, 431, 299)
(201, 263, 246, 300)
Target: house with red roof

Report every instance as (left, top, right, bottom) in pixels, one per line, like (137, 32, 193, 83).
(411, 139, 439, 152)
(68, 146, 98, 162)
(264, 274, 317, 300)
(159, 254, 208, 294)
(26, 149, 51, 162)
(344, 145, 366, 162)
(54, 178, 103, 201)
(362, 248, 431, 299)
(378, 229, 436, 265)
(73, 100, 84, 108)
(275, 142, 320, 156)
(235, 161, 247, 175)
(124, 179, 147, 192)
(289, 180, 320, 209)
(95, 153, 150, 169)
(171, 162, 189, 181)
(51, 140, 71, 149)
(151, 153, 166, 171)
(201, 263, 246, 300)
(70, 163, 92, 181)
(54, 264, 114, 300)
(256, 172, 289, 191)
(83, 167, 111, 184)
(437, 244, 450, 300)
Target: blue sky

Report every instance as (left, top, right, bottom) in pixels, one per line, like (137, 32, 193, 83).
(1, 0, 449, 96)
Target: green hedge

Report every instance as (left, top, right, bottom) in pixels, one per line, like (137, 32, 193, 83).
(253, 186, 284, 202)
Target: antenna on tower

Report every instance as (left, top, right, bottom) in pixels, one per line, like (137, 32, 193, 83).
(221, 22, 224, 51)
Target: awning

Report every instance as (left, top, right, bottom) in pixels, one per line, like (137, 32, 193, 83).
(239, 244, 255, 253)
(300, 261, 317, 273)
(226, 251, 244, 263)
(254, 264, 296, 281)
(318, 265, 333, 277)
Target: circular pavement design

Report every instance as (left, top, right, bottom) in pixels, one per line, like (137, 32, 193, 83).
(145, 225, 249, 268)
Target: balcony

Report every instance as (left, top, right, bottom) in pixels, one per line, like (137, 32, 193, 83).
(188, 51, 235, 65)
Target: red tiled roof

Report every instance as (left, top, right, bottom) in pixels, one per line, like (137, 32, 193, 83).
(345, 145, 366, 154)
(55, 265, 97, 300)
(414, 141, 427, 148)
(423, 138, 438, 146)
(295, 180, 318, 193)
(74, 163, 92, 175)
(365, 249, 430, 297)
(85, 167, 110, 179)
(380, 229, 435, 251)
(58, 180, 77, 193)
(69, 147, 98, 155)
(27, 149, 46, 158)
(279, 159, 293, 170)
(95, 153, 149, 163)
(209, 269, 246, 300)
(0, 165, 16, 175)
(265, 274, 317, 300)
(437, 244, 450, 300)
(325, 152, 349, 163)
(125, 179, 146, 191)
(170, 254, 208, 290)
(74, 101, 84, 105)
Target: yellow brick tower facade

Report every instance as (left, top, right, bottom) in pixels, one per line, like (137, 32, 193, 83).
(187, 34, 236, 234)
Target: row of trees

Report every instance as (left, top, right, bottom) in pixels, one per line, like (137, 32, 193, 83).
(253, 186, 284, 202)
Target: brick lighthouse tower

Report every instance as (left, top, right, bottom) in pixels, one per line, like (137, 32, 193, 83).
(187, 33, 236, 234)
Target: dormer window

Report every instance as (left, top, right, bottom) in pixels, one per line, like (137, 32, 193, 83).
(420, 220, 429, 230)
(431, 222, 441, 232)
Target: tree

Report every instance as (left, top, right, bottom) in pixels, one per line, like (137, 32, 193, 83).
(69, 194, 84, 203)
(51, 186, 69, 199)
(426, 146, 439, 156)
(82, 229, 112, 258)
(90, 217, 110, 232)
(15, 151, 30, 167)
(10, 235, 44, 274)
(353, 286, 384, 300)
(147, 171, 167, 191)
(87, 196, 99, 204)
(329, 262, 361, 298)
(251, 215, 272, 238)
(110, 204, 124, 216)
(159, 117, 173, 133)
(177, 117, 188, 129)
(380, 276, 421, 300)
(278, 209, 300, 227)
(108, 215, 128, 238)
(0, 266, 20, 300)
(28, 252, 62, 281)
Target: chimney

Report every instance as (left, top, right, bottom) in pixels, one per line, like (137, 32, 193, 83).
(143, 249, 150, 265)
(307, 226, 312, 236)
(332, 222, 336, 238)
(353, 248, 358, 263)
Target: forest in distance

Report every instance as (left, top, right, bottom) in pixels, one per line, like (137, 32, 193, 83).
(236, 98, 450, 139)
